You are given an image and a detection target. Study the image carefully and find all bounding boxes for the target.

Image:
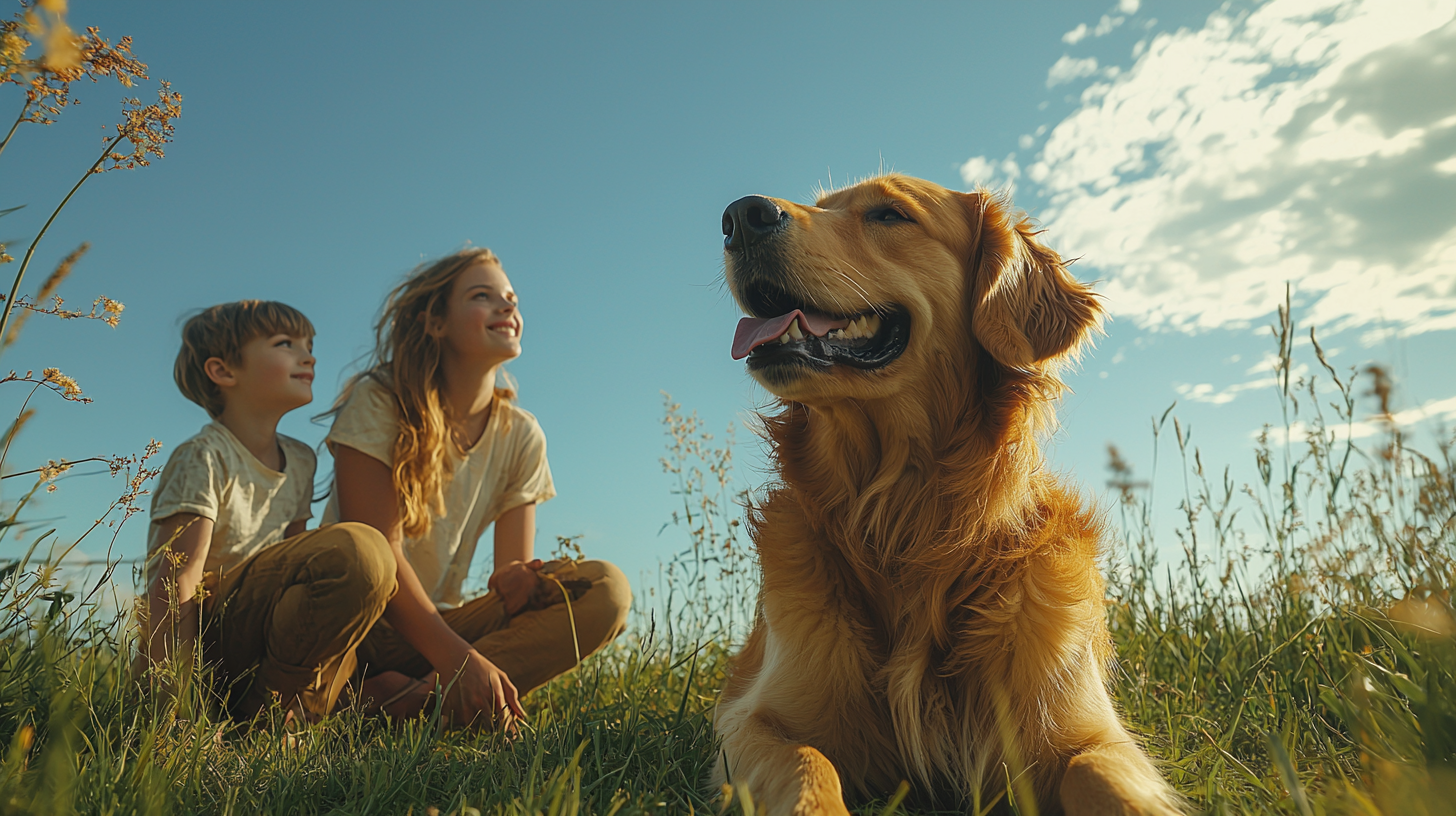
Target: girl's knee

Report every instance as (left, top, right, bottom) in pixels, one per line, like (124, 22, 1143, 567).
(576, 559, 632, 634)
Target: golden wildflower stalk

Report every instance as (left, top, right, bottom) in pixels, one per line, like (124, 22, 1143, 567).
(2, 241, 86, 348)
(1, 6, 148, 160)
(0, 5, 165, 343)
(0, 129, 126, 343)
(0, 103, 25, 161)
(0, 82, 177, 344)
(0, 378, 49, 476)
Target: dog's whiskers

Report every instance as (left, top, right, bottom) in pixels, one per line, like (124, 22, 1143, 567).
(830, 267, 883, 317)
(839, 262, 886, 317)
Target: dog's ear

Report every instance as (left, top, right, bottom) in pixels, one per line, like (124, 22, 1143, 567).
(961, 192, 1102, 369)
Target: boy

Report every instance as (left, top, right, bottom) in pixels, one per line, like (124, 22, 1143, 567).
(140, 301, 396, 720)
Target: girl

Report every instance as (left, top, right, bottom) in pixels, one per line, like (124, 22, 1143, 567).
(324, 247, 631, 727)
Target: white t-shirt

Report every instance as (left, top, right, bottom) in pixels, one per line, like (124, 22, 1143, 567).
(147, 421, 316, 576)
(322, 376, 556, 607)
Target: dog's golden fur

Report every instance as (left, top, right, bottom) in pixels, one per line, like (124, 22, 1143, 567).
(713, 175, 1182, 815)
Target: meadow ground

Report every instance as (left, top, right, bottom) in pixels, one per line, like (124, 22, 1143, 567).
(3, 10, 1454, 813)
(1, 323, 1454, 816)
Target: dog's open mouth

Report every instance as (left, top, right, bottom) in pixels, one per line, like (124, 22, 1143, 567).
(731, 292, 909, 372)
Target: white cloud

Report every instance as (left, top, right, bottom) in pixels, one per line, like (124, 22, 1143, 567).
(1093, 15, 1125, 37)
(960, 153, 1021, 192)
(1047, 55, 1100, 87)
(1175, 378, 1277, 405)
(1064, 7, 1132, 44)
(1004, 0, 1456, 337)
(1176, 354, 1310, 405)
(1269, 394, 1456, 443)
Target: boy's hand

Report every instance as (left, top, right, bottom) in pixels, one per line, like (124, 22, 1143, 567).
(488, 559, 543, 615)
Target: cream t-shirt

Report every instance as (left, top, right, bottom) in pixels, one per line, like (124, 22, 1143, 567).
(322, 376, 556, 607)
(147, 421, 316, 576)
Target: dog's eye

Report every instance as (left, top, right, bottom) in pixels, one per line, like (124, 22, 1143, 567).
(867, 207, 913, 224)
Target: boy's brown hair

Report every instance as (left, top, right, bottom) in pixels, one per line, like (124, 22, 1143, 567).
(175, 300, 315, 417)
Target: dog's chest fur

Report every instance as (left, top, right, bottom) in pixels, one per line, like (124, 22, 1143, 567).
(734, 466, 1108, 804)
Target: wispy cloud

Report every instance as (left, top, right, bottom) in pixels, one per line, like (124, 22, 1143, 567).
(959, 153, 1021, 192)
(1000, 0, 1456, 338)
(1269, 394, 1456, 443)
(1063, 1, 1136, 45)
(1046, 54, 1101, 87)
(1175, 353, 1309, 405)
(1062, 24, 1091, 45)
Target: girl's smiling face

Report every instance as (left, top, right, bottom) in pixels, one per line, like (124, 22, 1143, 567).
(435, 260, 523, 365)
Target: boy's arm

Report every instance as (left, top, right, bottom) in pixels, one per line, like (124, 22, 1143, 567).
(283, 519, 308, 538)
(332, 444, 525, 729)
(140, 513, 213, 673)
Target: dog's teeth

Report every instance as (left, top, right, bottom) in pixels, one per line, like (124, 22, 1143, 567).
(779, 332, 791, 344)
(865, 314, 880, 336)
(787, 321, 804, 340)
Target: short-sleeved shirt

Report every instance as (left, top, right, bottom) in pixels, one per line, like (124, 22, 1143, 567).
(322, 375, 556, 608)
(147, 421, 316, 577)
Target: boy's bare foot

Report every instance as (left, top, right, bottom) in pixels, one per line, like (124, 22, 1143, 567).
(358, 670, 432, 719)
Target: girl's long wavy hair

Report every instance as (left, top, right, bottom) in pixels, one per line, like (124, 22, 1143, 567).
(335, 247, 517, 539)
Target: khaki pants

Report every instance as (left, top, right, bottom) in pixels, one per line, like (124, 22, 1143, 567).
(202, 522, 397, 718)
(355, 558, 632, 698)
(201, 523, 632, 718)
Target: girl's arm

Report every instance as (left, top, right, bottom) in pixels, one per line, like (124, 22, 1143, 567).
(494, 503, 535, 565)
(487, 503, 543, 615)
(140, 513, 213, 673)
(332, 444, 525, 728)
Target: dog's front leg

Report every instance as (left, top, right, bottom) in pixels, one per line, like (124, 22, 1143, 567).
(1059, 741, 1184, 816)
(713, 712, 851, 816)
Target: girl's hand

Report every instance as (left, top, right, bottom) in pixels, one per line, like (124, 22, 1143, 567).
(489, 559, 543, 615)
(439, 649, 524, 731)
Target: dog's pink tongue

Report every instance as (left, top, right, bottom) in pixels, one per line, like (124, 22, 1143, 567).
(731, 310, 850, 360)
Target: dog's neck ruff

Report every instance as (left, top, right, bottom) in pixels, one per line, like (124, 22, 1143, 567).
(781, 389, 1038, 551)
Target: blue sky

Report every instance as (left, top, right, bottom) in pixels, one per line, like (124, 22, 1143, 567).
(4, 0, 1453, 593)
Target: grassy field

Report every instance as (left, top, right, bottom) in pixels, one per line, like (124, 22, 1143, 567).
(4, 8, 1455, 814)
(2, 324, 1455, 816)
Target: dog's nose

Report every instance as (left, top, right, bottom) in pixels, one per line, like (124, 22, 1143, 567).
(723, 195, 789, 250)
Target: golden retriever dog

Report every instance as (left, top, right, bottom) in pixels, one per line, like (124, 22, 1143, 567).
(713, 174, 1183, 816)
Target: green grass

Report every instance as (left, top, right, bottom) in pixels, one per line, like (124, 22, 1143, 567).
(3, 311, 1454, 816)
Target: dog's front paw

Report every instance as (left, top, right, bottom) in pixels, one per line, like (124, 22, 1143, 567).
(783, 746, 853, 816)
(1061, 749, 1185, 816)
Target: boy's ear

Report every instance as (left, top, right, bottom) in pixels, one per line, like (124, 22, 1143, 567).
(961, 191, 1102, 369)
(204, 357, 236, 388)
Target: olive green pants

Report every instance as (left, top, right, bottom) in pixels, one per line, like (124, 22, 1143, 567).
(202, 522, 396, 718)
(201, 523, 632, 718)
(354, 558, 632, 698)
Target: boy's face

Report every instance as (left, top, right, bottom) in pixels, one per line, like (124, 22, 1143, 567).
(213, 332, 316, 414)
